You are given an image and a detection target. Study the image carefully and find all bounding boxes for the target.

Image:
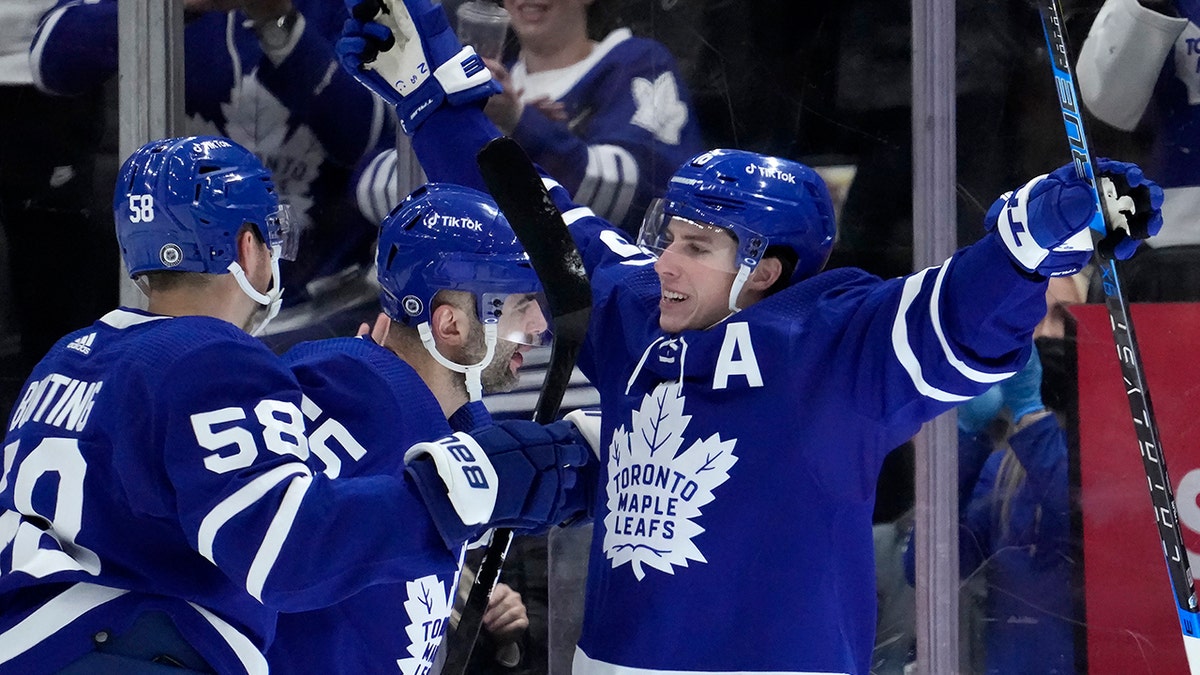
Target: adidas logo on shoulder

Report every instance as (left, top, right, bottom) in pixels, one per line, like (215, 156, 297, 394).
(67, 332, 96, 355)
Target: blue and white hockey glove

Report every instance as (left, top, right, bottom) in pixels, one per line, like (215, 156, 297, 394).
(337, 0, 500, 133)
(564, 408, 603, 460)
(986, 158, 1163, 277)
(405, 419, 592, 549)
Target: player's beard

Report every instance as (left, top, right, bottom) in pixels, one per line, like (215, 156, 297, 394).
(463, 318, 524, 394)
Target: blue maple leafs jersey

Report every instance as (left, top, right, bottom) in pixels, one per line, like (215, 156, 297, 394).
(31, 0, 392, 303)
(268, 337, 494, 675)
(0, 310, 457, 674)
(561, 193, 1043, 675)
(503, 28, 704, 235)
(410, 102, 1047, 675)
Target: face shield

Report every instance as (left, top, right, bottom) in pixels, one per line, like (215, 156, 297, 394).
(266, 203, 300, 263)
(637, 198, 765, 275)
(235, 203, 300, 336)
(638, 198, 770, 313)
(481, 291, 553, 347)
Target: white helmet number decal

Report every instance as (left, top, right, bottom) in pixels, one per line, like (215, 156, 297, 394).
(128, 195, 155, 223)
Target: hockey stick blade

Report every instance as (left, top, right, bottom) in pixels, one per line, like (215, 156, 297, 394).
(1038, 1, 1200, 668)
(439, 136, 593, 675)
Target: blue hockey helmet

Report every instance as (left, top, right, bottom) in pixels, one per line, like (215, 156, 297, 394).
(639, 149, 837, 290)
(114, 135, 299, 333)
(377, 183, 550, 344)
(114, 135, 298, 278)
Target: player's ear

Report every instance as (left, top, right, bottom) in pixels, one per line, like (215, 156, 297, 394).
(744, 257, 783, 292)
(429, 301, 470, 347)
(236, 226, 271, 287)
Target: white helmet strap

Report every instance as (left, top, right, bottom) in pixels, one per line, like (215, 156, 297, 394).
(727, 263, 752, 313)
(417, 321, 498, 401)
(227, 244, 284, 336)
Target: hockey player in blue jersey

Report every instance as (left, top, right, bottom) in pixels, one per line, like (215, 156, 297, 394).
(905, 345, 1079, 674)
(30, 0, 394, 348)
(268, 182, 579, 674)
(0, 135, 589, 674)
(336, 3, 1165, 673)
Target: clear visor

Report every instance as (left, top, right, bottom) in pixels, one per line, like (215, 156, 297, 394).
(482, 291, 553, 347)
(266, 204, 300, 262)
(637, 202, 748, 274)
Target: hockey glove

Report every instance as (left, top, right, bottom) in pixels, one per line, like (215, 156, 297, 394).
(337, 0, 500, 133)
(405, 419, 593, 549)
(564, 408, 604, 460)
(986, 158, 1163, 277)
(1000, 346, 1045, 423)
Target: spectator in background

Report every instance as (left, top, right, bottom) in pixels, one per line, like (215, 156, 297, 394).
(903, 273, 1089, 675)
(442, 536, 547, 675)
(30, 0, 395, 351)
(586, 0, 825, 157)
(1078, 0, 1200, 301)
(480, 0, 705, 236)
(1, 0, 114, 422)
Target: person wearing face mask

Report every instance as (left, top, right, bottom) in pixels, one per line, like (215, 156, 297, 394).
(904, 341, 1079, 675)
(0, 137, 592, 674)
(335, 3, 1164, 671)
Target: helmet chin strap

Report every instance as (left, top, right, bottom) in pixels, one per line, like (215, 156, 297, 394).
(227, 246, 284, 336)
(726, 263, 752, 313)
(417, 321, 498, 401)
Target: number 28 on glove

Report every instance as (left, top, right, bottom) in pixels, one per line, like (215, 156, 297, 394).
(405, 432, 499, 526)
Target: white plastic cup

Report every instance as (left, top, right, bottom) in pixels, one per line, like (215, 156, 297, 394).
(455, 0, 511, 62)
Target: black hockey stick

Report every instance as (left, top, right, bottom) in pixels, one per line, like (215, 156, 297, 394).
(439, 136, 592, 675)
(1037, 1, 1200, 667)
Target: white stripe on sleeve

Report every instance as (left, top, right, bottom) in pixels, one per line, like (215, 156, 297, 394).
(28, 6, 72, 94)
(356, 150, 398, 225)
(891, 267, 972, 403)
(928, 262, 1016, 385)
(245, 473, 314, 602)
(582, 145, 638, 224)
(197, 463, 311, 563)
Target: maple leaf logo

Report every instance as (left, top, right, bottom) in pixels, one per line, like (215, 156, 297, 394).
(396, 574, 452, 675)
(629, 72, 689, 146)
(187, 70, 323, 232)
(603, 381, 738, 580)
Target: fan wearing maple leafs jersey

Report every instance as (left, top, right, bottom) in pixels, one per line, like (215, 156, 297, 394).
(337, 4, 1165, 672)
(480, 0, 706, 237)
(30, 0, 393, 345)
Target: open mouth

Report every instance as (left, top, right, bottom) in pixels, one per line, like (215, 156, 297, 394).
(662, 290, 688, 303)
(512, 1, 548, 22)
